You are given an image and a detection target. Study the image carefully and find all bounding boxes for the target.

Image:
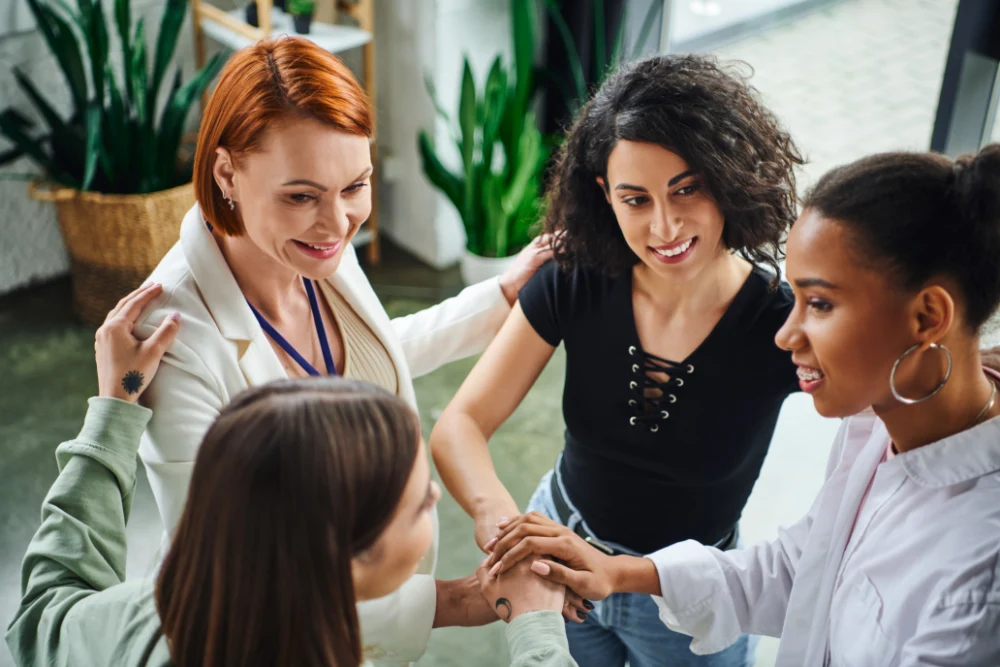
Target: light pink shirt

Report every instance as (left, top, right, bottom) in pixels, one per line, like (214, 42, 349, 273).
(647, 400, 1000, 666)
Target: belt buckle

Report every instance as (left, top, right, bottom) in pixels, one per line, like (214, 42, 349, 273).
(584, 535, 615, 555)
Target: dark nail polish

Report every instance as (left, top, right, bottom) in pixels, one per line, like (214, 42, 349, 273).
(583, 600, 594, 610)
(576, 610, 586, 620)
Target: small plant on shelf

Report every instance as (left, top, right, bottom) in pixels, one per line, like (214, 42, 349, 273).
(288, 0, 315, 33)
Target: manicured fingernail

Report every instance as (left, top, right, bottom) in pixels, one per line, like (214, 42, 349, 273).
(530, 561, 550, 575)
(576, 610, 586, 620)
(583, 600, 594, 610)
(484, 537, 497, 550)
(489, 562, 501, 576)
(169, 312, 181, 322)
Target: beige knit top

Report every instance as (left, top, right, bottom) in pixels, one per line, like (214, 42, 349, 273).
(318, 282, 399, 395)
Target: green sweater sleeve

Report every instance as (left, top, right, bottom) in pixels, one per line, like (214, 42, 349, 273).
(506, 611, 578, 666)
(4, 397, 162, 666)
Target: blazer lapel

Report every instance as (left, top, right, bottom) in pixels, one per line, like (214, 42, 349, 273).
(179, 204, 287, 388)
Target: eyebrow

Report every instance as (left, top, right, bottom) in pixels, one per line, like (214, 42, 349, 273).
(281, 168, 373, 191)
(794, 278, 839, 289)
(613, 169, 697, 192)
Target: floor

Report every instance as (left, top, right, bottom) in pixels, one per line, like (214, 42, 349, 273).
(0, 0, 976, 665)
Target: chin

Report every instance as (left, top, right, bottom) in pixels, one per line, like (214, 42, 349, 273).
(810, 392, 869, 420)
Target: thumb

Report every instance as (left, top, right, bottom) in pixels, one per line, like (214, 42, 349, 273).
(146, 312, 181, 355)
(531, 559, 580, 589)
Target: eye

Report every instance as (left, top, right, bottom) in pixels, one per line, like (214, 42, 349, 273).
(621, 195, 649, 208)
(807, 298, 833, 313)
(344, 182, 368, 194)
(289, 193, 316, 204)
(674, 183, 700, 197)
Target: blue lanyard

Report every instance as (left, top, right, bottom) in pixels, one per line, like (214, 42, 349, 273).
(247, 277, 338, 376)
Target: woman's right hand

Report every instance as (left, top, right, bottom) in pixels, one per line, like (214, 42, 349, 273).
(475, 508, 518, 553)
(476, 558, 565, 623)
(95, 283, 180, 404)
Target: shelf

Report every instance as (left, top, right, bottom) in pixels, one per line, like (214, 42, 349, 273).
(200, 7, 373, 53)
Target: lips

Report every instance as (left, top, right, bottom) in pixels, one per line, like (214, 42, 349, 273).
(649, 236, 698, 265)
(293, 239, 343, 260)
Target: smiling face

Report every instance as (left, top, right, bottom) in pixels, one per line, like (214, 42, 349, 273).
(214, 116, 373, 280)
(351, 440, 440, 601)
(600, 140, 728, 280)
(775, 209, 922, 417)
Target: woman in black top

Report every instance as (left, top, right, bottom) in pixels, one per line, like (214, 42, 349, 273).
(431, 54, 803, 667)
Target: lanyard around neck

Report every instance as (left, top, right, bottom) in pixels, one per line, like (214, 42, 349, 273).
(247, 278, 338, 377)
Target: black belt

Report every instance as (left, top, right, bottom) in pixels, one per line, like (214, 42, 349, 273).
(549, 470, 739, 556)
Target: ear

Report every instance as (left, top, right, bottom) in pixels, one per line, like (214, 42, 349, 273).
(351, 552, 376, 601)
(596, 176, 611, 205)
(911, 285, 955, 349)
(213, 147, 238, 201)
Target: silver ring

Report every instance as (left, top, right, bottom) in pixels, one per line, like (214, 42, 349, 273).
(890, 343, 952, 405)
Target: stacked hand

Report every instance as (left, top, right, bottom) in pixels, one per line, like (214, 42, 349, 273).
(95, 283, 180, 403)
(476, 558, 566, 623)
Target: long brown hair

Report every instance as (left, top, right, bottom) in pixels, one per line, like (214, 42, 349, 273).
(156, 378, 420, 667)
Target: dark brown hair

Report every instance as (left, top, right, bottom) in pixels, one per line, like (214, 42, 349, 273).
(156, 378, 420, 667)
(545, 54, 803, 281)
(803, 145, 1000, 330)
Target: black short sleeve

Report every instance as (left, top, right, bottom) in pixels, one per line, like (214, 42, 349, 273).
(518, 260, 566, 347)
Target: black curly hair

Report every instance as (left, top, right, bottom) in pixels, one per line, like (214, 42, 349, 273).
(544, 54, 804, 283)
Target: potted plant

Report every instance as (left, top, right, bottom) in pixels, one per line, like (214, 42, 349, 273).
(0, 0, 226, 324)
(418, 0, 548, 285)
(288, 0, 315, 34)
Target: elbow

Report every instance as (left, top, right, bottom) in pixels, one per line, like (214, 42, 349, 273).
(428, 408, 456, 470)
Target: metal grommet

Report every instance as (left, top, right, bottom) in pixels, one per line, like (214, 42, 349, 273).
(669, 394, 677, 403)
(628, 345, 636, 355)
(629, 381, 638, 390)
(632, 364, 640, 373)
(650, 424, 659, 433)
(628, 399, 637, 407)
(688, 364, 695, 374)
(661, 410, 669, 419)
(676, 378, 684, 387)
(629, 416, 637, 426)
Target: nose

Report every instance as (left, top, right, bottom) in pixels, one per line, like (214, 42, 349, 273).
(317, 197, 354, 238)
(775, 303, 804, 352)
(652, 201, 684, 240)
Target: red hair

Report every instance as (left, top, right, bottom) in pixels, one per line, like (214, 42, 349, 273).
(193, 37, 373, 236)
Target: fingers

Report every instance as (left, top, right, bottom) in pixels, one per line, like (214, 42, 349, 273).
(490, 534, 574, 576)
(564, 588, 591, 620)
(531, 559, 583, 592)
(145, 312, 181, 356)
(117, 282, 164, 326)
(562, 603, 586, 624)
(487, 523, 565, 569)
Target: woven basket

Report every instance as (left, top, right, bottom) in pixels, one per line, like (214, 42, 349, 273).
(31, 182, 194, 325)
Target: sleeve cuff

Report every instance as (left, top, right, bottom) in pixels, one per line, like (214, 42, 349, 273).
(77, 397, 153, 453)
(646, 540, 743, 655)
(506, 610, 569, 659)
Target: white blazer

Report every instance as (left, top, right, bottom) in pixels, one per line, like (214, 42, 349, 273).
(648, 410, 1000, 666)
(136, 204, 512, 663)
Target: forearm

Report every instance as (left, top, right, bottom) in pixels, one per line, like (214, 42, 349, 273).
(433, 576, 487, 628)
(431, 411, 519, 520)
(610, 556, 662, 596)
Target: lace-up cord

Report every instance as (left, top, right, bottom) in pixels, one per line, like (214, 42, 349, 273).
(627, 345, 693, 431)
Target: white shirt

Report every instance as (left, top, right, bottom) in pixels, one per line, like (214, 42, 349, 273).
(135, 205, 513, 663)
(647, 409, 1000, 666)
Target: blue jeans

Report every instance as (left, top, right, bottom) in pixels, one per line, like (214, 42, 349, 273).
(526, 469, 757, 667)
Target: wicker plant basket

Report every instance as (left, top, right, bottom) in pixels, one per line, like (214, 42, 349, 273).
(30, 181, 194, 325)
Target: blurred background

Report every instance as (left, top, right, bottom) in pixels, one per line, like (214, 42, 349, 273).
(1, 0, 996, 665)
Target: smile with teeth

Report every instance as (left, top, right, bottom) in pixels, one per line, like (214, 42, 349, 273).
(653, 239, 694, 257)
(298, 241, 337, 250)
(797, 367, 824, 381)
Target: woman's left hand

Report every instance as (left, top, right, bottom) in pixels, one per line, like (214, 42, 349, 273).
(95, 283, 180, 404)
(484, 512, 618, 602)
(497, 235, 555, 306)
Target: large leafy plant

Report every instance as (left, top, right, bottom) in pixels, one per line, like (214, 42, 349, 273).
(0, 0, 226, 194)
(418, 0, 547, 258)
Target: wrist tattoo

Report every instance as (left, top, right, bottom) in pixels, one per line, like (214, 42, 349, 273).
(121, 370, 145, 395)
(495, 597, 512, 621)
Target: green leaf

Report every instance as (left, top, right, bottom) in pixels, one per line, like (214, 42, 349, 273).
(458, 59, 476, 178)
(81, 102, 101, 189)
(0, 111, 74, 186)
(12, 67, 86, 180)
(115, 0, 133, 103)
(154, 51, 226, 190)
(417, 131, 465, 217)
(25, 0, 89, 115)
(83, 0, 109, 111)
(510, 0, 535, 122)
(151, 0, 187, 113)
(594, 0, 607, 78)
(542, 0, 586, 107)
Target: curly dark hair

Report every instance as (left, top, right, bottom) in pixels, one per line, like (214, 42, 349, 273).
(544, 54, 803, 282)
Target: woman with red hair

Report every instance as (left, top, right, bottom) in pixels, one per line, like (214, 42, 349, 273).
(130, 36, 549, 661)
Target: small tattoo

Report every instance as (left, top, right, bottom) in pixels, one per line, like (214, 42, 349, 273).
(495, 597, 512, 621)
(121, 370, 145, 395)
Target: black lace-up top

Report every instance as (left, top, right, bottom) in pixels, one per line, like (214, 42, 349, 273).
(519, 260, 800, 553)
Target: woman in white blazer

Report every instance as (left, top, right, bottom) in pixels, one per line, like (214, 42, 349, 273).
(134, 37, 549, 663)
(481, 148, 1000, 666)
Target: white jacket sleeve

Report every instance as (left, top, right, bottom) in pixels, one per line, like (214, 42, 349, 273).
(392, 278, 510, 379)
(358, 574, 437, 664)
(647, 422, 851, 654)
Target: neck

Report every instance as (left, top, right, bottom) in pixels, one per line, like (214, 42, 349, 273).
(632, 249, 750, 314)
(216, 232, 302, 320)
(877, 345, 997, 452)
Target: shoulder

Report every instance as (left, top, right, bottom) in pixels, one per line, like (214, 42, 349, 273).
(520, 260, 621, 308)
